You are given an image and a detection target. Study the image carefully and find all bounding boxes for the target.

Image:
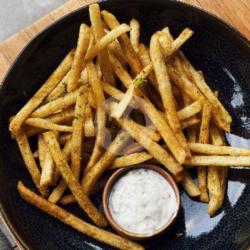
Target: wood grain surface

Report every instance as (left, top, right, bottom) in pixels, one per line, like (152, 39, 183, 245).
(0, 0, 249, 82)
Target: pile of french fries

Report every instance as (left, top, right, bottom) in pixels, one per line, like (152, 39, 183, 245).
(9, 3, 250, 249)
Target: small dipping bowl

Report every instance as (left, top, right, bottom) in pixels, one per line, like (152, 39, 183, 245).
(103, 165, 180, 240)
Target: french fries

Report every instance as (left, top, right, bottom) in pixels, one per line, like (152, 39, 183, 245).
(89, 4, 115, 85)
(71, 88, 87, 180)
(43, 131, 107, 227)
(18, 182, 144, 250)
(9, 51, 74, 135)
(130, 19, 140, 53)
(67, 24, 90, 92)
(111, 152, 153, 169)
(12, 3, 249, 246)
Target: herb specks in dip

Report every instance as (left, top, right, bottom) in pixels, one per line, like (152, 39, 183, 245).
(109, 168, 177, 235)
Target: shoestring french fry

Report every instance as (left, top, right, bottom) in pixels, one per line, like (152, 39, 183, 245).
(71, 88, 87, 180)
(137, 44, 160, 91)
(40, 137, 54, 189)
(16, 131, 44, 195)
(43, 131, 108, 227)
(24, 118, 73, 132)
(130, 19, 140, 53)
(85, 62, 107, 174)
(181, 171, 201, 197)
(185, 156, 250, 167)
(189, 143, 250, 156)
(207, 125, 227, 215)
(31, 87, 82, 118)
(181, 117, 200, 130)
(177, 100, 201, 121)
(67, 24, 90, 92)
(85, 24, 131, 61)
(102, 10, 142, 75)
(17, 182, 144, 250)
(89, 4, 115, 86)
(108, 40, 128, 68)
(84, 104, 95, 137)
(197, 103, 212, 203)
(87, 87, 97, 109)
(110, 152, 153, 169)
(9, 51, 74, 135)
(38, 134, 46, 171)
(81, 131, 131, 196)
(48, 140, 72, 204)
(25, 107, 75, 137)
(46, 70, 71, 102)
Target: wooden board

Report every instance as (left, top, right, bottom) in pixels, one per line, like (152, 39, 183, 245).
(0, 0, 249, 82)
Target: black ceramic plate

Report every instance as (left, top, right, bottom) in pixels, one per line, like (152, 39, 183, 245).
(0, 0, 250, 249)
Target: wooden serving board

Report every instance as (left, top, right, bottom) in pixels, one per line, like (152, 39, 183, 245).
(0, 0, 249, 82)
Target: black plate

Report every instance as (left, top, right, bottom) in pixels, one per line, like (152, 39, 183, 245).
(0, 0, 250, 249)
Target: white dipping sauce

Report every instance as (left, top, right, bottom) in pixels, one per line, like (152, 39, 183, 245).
(109, 168, 177, 235)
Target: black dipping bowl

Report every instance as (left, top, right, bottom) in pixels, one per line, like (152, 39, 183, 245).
(0, 0, 250, 249)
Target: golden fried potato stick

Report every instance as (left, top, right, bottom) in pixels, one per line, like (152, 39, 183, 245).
(82, 131, 131, 196)
(189, 143, 250, 156)
(48, 140, 72, 203)
(181, 171, 201, 197)
(16, 131, 44, 195)
(108, 40, 128, 68)
(85, 62, 107, 173)
(67, 24, 90, 92)
(150, 33, 189, 156)
(84, 104, 95, 137)
(177, 101, 201, 121)
(43, 131, 107, 227)
(71, 88, 87, 180)
(181, 117, 200, 130)
(102, 10, 142, 74)
(137, 43, 159, 92)
(185, 155, 250, 166)
(89, 4, 115, 85)
(38, 134, 46, 170)
(207, 125, 227, 215)
(46, 70, 71, 102)
(17, 182, 144, 250)
(40, 143, 54, 189)
(197, 103, 212, 203)
(110, 111, 183, 177)
(159, 27, 193, 57)
(109, 52, 186, 164)
(31, 87, 82, 118)
(85, 24, 131, 61)
(24, 118, 73, 132)
(9, 51, 74, 135)
(25, 107, 75, 137)
(130, 19, 140, 53)
(111, 152, 153, 169)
